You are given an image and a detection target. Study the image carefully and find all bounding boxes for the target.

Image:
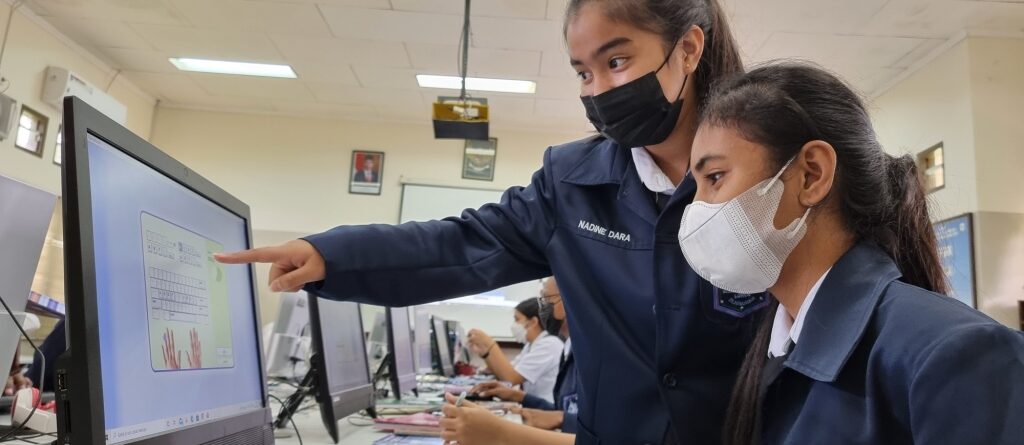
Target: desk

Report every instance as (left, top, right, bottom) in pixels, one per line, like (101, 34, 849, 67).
(0, 404, 520, 444)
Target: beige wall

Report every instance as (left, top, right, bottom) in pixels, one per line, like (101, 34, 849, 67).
(871, 36, 1024, 328)
(968, 38, 1024, 215)
(871, 40, 977, 222)
(0, 2, 155, 196)
(149, 107, 585, 234)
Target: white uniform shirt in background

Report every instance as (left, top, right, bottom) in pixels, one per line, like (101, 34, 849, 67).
(510, 331, 564, 403)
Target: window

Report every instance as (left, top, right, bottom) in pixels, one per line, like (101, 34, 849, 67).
(15, 106, 48, 157)
(53, 124, 63, 165)
(917, 143, 945, 194)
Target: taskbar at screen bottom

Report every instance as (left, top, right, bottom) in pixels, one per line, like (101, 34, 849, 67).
(105, 400, 264, 444)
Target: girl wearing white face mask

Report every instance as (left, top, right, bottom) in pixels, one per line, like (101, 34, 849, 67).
(681, 63, 1024, 445)
(466, 298, 564, 404)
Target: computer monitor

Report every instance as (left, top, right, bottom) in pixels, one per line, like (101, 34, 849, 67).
(0, 174, 56, 374)
(413, 310, 433, 375)
(58, 97, 273, 444)
(385, 307, 417, 398)
(306, 294, 374, 443)
(367, 311, 386, 363)
(265, 292, 310, 379)
(432, 317, 454, 378)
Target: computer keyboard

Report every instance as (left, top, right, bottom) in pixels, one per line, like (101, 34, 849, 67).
(147, 266, 210, 325)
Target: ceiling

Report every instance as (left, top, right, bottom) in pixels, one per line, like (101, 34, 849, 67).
(21, 0, 1024, 133)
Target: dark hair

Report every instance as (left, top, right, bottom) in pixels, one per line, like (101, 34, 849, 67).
(515, 298, 562, 337)
(563, 0, 743, 110)
(702, 62, 950, 445)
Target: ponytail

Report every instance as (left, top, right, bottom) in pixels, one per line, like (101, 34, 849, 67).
(879, 155, 948, 294)
(722, 301, 776, 445)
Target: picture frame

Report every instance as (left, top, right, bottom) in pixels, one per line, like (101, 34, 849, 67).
(932, 213, 976, 308)
(15, 105, 48, 158)
(462, 138, 497, 181)
(349, 150, 385, 195)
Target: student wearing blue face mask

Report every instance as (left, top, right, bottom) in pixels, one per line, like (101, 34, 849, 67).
(217, 1, 759, 442)
(679, 62, 1024, 445)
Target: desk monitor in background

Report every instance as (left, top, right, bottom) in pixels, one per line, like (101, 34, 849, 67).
(58, 97, 273, 444)
(413, 310, 433, 374)
(0, 174, 56, 376)
(445, 320, 471, 364)
(386, 307, 417, 398)
(307, 294, 374, 444)
(265, 292, 310, 379)
(432, 316, 454, 378)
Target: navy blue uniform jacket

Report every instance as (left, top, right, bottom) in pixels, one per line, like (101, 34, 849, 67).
(304, 137, 763, 444)
(762, 243, 1024, 444)
(522, 348, 580, 433)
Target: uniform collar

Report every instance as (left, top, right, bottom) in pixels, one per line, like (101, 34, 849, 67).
(630, 147, 677, 195)
(767, 268, 830, 358)
(783, 242, 902, 383)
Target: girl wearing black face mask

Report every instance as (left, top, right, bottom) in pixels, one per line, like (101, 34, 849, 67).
(217, 2, 751, 443)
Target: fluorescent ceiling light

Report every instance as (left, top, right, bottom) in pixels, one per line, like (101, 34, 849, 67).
(169, 58, 297, 78)
(416, 74, 536, 94)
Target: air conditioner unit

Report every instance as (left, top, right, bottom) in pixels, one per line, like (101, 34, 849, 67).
(41, 67, 127, 125)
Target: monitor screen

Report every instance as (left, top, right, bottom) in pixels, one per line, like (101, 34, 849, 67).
(432, 317, 454, 377)
(387, 307, 417, 397)
(86, 133, 265, 443)
(413, 310, 433, 374)
(316, 298, 372, 397)
(308, 295, 373, 442)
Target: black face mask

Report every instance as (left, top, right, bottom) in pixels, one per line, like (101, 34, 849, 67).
(581, 49, 689, 148)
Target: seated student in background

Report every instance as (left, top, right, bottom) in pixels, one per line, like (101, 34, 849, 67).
(470, 277, 578, 433)
(675, 62, 1024, 445)
(466, 293, 563, 403)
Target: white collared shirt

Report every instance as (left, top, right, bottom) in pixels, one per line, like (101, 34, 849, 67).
(631, 147, 677, 195)
(768, 269, 831, 358)
(510, 331, 564, 403)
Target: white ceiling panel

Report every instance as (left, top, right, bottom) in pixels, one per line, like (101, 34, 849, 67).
(470, 16, 564, 51)
(288, 59, 361, 85)
(24, 0, 189, 26)
(170, 0, 332, 36)
(754, 33, 928, 69)
(351, 66, 423, 89)
(43, 16, 153, 50)
(102, 48, 178, 73)
(391, 0, 548, 20)
(122, 71, 209, 101)
(270, 35, 411, 68)
(406, 43, 542, 77)
(539, 48, 575, 78)
(191, 74, 315, 101)
(318, 6, 464, 45)
(131, 24, 284, 61)
(28, 0, 1024, 128)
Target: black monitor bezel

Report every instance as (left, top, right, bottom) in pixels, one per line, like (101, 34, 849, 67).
(432, 317, 454, 377)
(60, 97, 273, 444)
(306, 294, 374, 443)
(385, 307, 417, 399)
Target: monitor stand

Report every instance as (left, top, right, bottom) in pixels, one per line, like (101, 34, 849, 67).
(272, 352, 378, 433)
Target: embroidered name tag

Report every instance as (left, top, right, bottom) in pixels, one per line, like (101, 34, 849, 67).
(578, 219, 632, 243)
(713, 287, 769, 318)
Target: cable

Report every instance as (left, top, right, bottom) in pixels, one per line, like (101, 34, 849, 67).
(268, 394, 303, 445)
(459, 0, 471, 100)
(0, 292, 45, 443)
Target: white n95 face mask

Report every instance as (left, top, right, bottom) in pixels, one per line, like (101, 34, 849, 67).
(677, 158, 811, 294)
(510, 323, 528, 344)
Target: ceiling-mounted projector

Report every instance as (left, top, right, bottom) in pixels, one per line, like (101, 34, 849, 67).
(432, 96, 489, 140)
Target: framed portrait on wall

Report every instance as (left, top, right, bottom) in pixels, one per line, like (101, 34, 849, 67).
(462, 138, 497, 181)
(349, 150, 384, 195)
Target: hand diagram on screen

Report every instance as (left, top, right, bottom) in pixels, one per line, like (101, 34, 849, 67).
(162, 328, 182, 370)
(187, 328, 202, 368)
